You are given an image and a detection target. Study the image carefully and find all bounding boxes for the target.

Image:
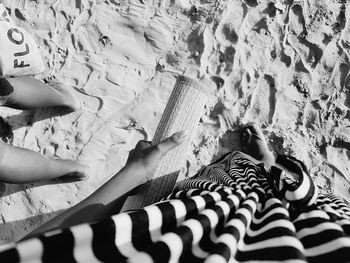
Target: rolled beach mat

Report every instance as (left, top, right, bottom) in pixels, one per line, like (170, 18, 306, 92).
(121, 75, 209, 211)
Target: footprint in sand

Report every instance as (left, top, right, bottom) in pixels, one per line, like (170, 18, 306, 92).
(302, 100, 321, 130)
(311, 38, 350, 100)
(74, 87, 128, 121)
(340, 16, 350, 60)
(287, 4, 323, 72)
(246, 75, 276, 125)
(326, 145, 350, 182)
(342, 88, 350, 106)
(70, 86, 103, 114)
(187, 27, 205, 65)
(49, 82, 102, 113)
(51, 82, 125, 121)
(242, 0, 258, 8)
(215, 1, 244, 47)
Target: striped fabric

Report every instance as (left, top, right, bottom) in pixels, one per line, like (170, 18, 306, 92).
(1, 151, 350, 262)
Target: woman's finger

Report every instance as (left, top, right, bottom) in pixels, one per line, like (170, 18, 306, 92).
(156, 130, 188, 154)
(135, 140, 152, 151)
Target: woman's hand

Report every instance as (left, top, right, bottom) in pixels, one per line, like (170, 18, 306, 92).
(125, 130, 188, 184)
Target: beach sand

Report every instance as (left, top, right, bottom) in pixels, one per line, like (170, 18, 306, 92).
(0, 0, 350, 243)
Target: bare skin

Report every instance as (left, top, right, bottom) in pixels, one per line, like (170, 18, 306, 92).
(23, 124, 296, 241)
(241, 122, 275, 170)
(26, 131, 187, 238)
(0, 141, 88, 183)
(241, 123, 302, 183)
(0, 77, 79, 110)
(0, 76, 85, 183)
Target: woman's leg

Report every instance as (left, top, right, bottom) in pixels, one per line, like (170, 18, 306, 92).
(0, 141, 88, 184)
(0, 77, 79, 110)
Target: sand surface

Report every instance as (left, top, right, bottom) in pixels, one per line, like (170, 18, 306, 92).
(0, 0, 350, 243)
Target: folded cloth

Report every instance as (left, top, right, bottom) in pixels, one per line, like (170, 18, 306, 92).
(1, 151, 350, 262)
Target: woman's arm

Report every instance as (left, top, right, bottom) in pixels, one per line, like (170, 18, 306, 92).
(26, 131, 187, 238)
(0, 141, 88, 183)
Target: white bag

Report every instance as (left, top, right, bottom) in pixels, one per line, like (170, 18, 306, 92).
(0, 4, 45, 78)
